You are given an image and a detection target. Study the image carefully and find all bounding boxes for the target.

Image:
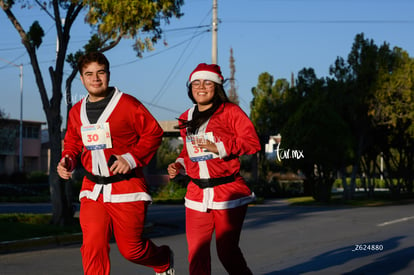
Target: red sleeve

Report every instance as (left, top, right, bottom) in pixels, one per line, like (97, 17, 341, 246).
(175, 111, 189, 165)
(61, 103, 83, 166)
(222, 105, 261, 156)
(129, 102, 164, 167)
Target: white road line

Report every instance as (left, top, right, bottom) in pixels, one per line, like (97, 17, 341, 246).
(377, 216, 414, 227)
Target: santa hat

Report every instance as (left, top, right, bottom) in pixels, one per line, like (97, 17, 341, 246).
(189, 63, 224, 84)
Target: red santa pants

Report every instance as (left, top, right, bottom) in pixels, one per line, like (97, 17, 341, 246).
(186, 204, 253, 275)
(79, 195, 170, 275)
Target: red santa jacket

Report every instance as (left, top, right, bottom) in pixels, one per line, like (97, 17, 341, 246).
(176, 102, 261, 212)
(62, 88, 163, 203)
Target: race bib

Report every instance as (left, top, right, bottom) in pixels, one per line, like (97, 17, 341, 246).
(186, 132, 219, 162)
(81, 122, 112, 150)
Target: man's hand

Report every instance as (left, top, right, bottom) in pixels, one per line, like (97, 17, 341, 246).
(57, 155, 73, 180)
(108, 155, 131, 175)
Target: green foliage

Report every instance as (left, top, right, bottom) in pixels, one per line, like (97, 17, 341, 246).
(250, 72, 287, 137)
(156, 138, 182, 172)
(372, 47, 414, 136)
(27, 171, 49, 183)
(83, 0, 183, 56)
(250, 32, 414, 201)
(152, 180, 186, 203)
(333, 178, 391, 189)
(26, 21, 44, 48)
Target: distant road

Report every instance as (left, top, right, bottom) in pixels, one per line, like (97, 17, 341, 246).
(0, 202, 55, 214)
(1, 200, 414, 274)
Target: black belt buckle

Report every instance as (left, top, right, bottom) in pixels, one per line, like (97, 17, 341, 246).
(191, 174, 236, 189)
(96, 176, 107, 185)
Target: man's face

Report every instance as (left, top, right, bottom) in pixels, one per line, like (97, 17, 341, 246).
(80, 62, 110, 102)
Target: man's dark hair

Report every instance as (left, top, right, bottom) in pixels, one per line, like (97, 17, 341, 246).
(77, 52, 110, 74)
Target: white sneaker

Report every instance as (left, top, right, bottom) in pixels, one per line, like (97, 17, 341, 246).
(155, 250, 175, 275)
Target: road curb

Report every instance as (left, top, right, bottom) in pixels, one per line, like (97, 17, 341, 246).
(0, 233, 83, 254)
(0, 222, 155, 254)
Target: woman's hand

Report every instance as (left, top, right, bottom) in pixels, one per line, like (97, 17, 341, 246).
(168, 162, 183, 179)
(197, 140, 218, 154)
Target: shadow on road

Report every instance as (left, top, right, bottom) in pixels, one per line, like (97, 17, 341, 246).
(243, 199, 349, 230)
(262, 236, 412, 274)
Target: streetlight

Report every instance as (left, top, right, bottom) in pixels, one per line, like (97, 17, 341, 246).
(0, 57, 23, 172)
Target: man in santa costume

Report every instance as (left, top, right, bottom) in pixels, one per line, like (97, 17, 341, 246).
(168, 63, 260, 275)
(57, 52, 174, 275)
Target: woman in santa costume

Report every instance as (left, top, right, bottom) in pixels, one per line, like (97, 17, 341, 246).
(57, 52, 174, 275)
(168, 63, 261, 275)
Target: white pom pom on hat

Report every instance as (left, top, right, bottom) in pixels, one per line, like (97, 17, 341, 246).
(189, 63, 224, 84)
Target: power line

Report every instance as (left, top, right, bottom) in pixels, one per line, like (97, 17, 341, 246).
(139, 99, 181, 116)
(111, 29, 209, 69)
(0, 53, 26, 70)
(163, 25, 210, 32)
(149, 8, 213, 106)
(223, 19, 414, 24)
(149, 30, 209, 105)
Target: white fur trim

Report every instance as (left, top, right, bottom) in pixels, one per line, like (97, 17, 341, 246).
(80, 88, 123, 177)
(216, 141, 227, 158)
(184, 193, 256, 212)
(79, 189, 152, 203)
(190, 71, 222, 84)
(122, 153, 136, 169)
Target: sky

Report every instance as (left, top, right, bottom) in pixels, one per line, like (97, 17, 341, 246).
(1, 0, 414, 128)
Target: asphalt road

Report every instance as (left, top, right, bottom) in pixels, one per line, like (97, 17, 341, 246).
(1, 200, 413, 274)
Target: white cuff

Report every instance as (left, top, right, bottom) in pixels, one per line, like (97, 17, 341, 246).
(122, 153, 137, 169)
(216, 141, 227, 159)
(176, 158, 186, 174)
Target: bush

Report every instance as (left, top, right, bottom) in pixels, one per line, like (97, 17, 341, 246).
(9, 171, 27, 184)
(152, 180, 186, 203)
(333, 178, 391, 189)
(27, 171, 48, 183)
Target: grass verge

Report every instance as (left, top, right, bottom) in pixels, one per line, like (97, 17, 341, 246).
(0, 214, 81, 242)
(287, 194, 414, 207)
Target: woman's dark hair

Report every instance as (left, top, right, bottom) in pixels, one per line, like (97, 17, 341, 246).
(178, 82, 230, 134)
(77, 52, 110, 74)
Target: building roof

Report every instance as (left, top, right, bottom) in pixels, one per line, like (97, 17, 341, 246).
(0, 118, 46, 125)
(158, 120, 179, 133)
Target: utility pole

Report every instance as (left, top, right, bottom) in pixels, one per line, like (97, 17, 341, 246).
(0, 57, 24, 172)
(18, 64, 23, 172)
(212, 0, 218, 64)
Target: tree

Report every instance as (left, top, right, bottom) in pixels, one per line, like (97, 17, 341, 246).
(1, 0, 183, 225)
(282, 69, 353, 202)
(370, 47, 414, 197)
(328, 33, 414, 199)
(228, 47, 239, 105)
(343, 33, 381, 198)
(250, 33, 413, 201)
(326, 33, 383, 199)
(250, 72, 289, 185)
(0, 109, 17, 158)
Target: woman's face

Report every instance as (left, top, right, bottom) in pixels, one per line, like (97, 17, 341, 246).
(191, 79, 215, 111)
